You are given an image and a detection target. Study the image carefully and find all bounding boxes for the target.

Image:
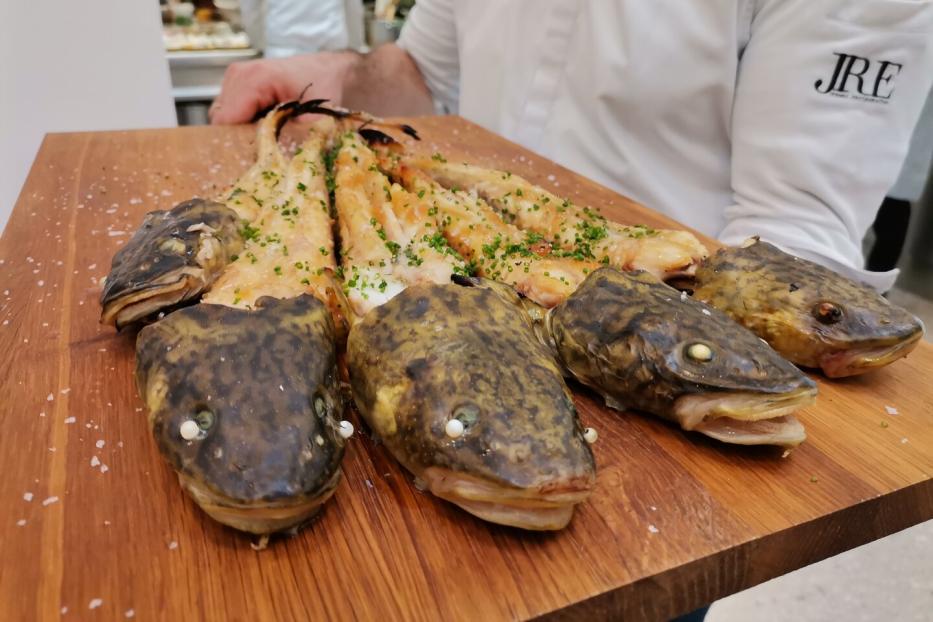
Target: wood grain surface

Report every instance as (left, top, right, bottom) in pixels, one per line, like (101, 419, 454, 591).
(1, 117, 931, 621)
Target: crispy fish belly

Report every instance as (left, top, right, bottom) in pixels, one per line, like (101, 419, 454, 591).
(394, 168, 595, 308)
(100, 199, 243, 328)
(693, 239, 925, 377)
(407, 157, 708, 280)
(333, 133, 469, 317)
(135, 295, 346, 535)
(547, 268, 816, 447)
(347, 282, 596, 530)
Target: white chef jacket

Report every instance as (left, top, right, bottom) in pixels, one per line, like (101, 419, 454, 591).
(240, 0, 354, 58)
(397, 0, 933, 291)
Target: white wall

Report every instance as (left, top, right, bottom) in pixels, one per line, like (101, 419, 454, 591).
(0, 0, 176, 231)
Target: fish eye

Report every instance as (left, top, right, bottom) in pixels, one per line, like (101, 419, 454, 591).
(813, 301, 844, 324)
(452, 403, 480, 427)
(195, 409, 214, 430)
(685, 342, 714, 362)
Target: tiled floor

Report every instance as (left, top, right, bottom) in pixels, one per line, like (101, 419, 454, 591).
(708, 286, 933, 622)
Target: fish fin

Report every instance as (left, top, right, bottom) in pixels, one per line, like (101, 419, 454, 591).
(287, 99, 421, 141)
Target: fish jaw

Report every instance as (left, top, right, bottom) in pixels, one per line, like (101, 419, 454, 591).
(420, 467, 593, 531)
(691, 415, 807, 447)
(674, 386, 816, 446)
(820, 328, 924, 377)
(179, 468, 341, 535)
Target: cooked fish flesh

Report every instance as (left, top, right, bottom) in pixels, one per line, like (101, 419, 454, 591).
(693, 238, 925, 377)
(203, 117, 346, 330)
(333, 132, 469, 317)
(347, 279, 596, 530)
(545, 268, 816, 446)
(395, 167, 595, 308)
(407, 155, 708, 280)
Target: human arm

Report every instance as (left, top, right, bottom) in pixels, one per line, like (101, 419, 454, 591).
(209, 43, 434, 124)
(721, 0, 933, 291)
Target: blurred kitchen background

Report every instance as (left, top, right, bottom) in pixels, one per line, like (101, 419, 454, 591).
(163, 0, 413, 125)
(0, 3, 930, 618)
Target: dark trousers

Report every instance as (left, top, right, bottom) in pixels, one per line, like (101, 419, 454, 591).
(867, 197, 912, 272)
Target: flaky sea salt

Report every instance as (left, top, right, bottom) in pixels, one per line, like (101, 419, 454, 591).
(89, 599, 103, 610)
(100, 465, 109, 473)
(42, 496, 59, 506)
(648, 524, 660, 534)
(168, 541, 178, 550)
(64, 417, 76, 424)
(95, 440, 105, 449)
(125, 609, 135, 618)
(90, 456, 101, 467)
(46, 393, 54, 402)
(884, 405, 899, 416)
(24, 492, 33, 502)
(16, 519, 27, 527)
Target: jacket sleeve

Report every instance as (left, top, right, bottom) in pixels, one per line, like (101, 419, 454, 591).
(720, 0, 933, 291)
(395, 0, 460, 114)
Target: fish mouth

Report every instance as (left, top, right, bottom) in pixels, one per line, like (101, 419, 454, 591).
(177, 468, 342, 535)
(419, 467, 593, 531)
(674, 386, 816, 447)
(100, 269, 205, 327)
(820, 330, 923, 378)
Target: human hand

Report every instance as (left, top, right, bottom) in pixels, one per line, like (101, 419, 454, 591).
(209, 51, 360, 124)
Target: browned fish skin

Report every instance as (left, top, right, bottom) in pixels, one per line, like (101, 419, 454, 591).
(693, 240, 925, 377)
(547, 268, 816, 443)
(347, 281, 595, 529)
(135, 294, 346, 534)
(100, 199, 243, 328)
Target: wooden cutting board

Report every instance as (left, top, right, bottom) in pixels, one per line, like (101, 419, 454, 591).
(1, 117, 931, 621)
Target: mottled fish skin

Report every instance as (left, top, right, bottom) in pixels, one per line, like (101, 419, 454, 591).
(135, 294, 346, 534)
(547, 268, 816, 440)
(347, 281, 595, 529)
(693, 240, 925, 376)
(100, 199, 243, 328)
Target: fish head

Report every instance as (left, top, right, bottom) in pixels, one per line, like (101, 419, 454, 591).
(135, 295, 346, 535)
(348, 281, 596, 530)
(694, 240, 924, 377)
(550, 268, 816, 446)
(100, 199, 244, 329)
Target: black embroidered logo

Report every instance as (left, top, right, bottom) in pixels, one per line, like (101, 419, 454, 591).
(815, 53, 902, 104)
